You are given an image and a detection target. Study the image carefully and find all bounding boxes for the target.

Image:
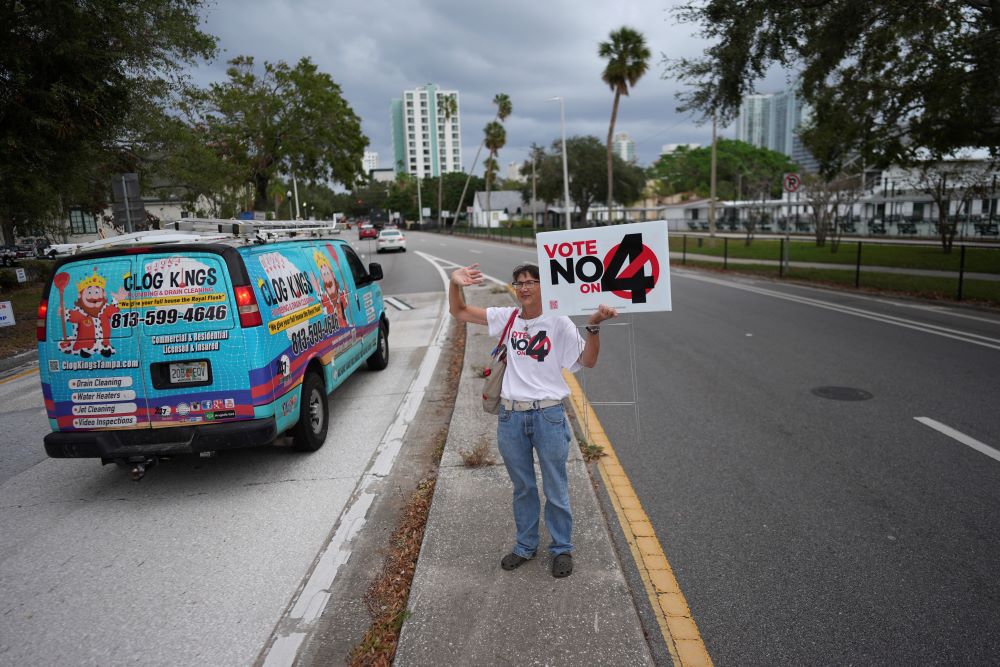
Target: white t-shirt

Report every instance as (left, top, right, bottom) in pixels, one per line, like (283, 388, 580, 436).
(486, 306, 585, 401)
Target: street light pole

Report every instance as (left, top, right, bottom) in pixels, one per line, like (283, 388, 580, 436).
(549, 96, 571, 230)
(286, 190, 293, 220)
(292, 172, 301, 219)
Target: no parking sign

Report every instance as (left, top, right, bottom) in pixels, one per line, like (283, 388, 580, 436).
(783, 173, 801, 193)
(536, 220, 671, 317)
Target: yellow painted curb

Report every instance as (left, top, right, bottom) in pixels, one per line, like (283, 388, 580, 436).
(0, 367, 37, 386)
(564, 370, 713, 667)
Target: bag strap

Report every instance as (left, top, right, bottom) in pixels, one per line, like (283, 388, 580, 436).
(491, 309, 518, 358)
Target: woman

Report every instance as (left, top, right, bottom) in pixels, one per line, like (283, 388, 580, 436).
(449, 262, 617, 578)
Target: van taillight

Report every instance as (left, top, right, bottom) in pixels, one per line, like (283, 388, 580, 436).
(234, 285, 262, 327)
(36, 300, 48, 341)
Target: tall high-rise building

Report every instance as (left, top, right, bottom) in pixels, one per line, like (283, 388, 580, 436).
(390, 84, 462, 178)
(612, 132, 637, 163)
(735, 81, 818, 173)
(362, 151, 378, 174)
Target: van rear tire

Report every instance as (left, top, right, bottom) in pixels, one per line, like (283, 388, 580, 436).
(291, 371, 328, 451)
(367, 321, 389, 370)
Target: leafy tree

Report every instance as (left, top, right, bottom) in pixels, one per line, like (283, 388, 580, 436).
(669, 0, 1000, 171)
(192, 56, 367, 211)
(904, 158, 993, 253)
(137, 107, 243, 217)
(0, 0, 216, 242)
(599, 27, 650, 221)
(648, 139, 796, 200)
(437, 94, 458, 226)
(454, 93, 511, 222)
(527, 136, 645, 226)
(801, 171, 866, 248)
(438, 172, 483, 224)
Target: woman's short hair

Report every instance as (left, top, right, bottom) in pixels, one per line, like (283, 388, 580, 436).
(512, 263, 540, 281)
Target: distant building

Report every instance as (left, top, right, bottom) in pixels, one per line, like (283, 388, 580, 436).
(505, 161, 526, 183)
(390, 84, 462, 178)
(362, 151, 378, 173)
(612, 132, 636, 163)
(370, 168, 395, 184)
(735, 81, 819, 173)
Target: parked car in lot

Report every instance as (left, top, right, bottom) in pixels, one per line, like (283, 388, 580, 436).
(0, 246, 17, 266)
(375, 229, 406, 253)
(358, 224, 377, 239)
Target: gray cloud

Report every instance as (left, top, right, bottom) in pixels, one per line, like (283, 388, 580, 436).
(189, 1, 784, 176)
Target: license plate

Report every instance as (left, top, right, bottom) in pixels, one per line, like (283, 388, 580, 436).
(169, 361, 209, 384)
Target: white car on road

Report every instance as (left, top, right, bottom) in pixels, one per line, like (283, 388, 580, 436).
(376, 229, 407, 253)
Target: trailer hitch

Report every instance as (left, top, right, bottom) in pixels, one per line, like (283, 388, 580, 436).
(109, 456, 160, 481)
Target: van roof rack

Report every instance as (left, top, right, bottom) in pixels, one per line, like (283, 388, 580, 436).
(58, 218, 342, 256)
(157, 218, 341, 242)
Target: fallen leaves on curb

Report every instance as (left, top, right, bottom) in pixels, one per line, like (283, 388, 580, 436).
(348, 473, 437, 667)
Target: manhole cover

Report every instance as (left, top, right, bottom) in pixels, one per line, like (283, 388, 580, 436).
(811, 386, 873, 401)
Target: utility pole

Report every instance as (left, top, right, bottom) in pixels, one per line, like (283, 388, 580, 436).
(531, 158, 538, 236)
(416, 172, 424, 225)
(709, 112, 718, 237)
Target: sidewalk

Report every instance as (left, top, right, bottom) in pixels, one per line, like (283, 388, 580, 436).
(393, 283, 654, 665)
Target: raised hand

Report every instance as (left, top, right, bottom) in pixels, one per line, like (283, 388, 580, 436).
(588, 304, 618, 325)
(451, 263, 484, 287)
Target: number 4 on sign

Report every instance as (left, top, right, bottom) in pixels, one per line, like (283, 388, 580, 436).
(602, 233, 658, 304)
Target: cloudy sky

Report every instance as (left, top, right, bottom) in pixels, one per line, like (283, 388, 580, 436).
(191, 0, 787, 176)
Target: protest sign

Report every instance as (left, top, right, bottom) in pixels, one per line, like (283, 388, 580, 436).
(536, 220, 671, 317)
(0, 301, 14, 327)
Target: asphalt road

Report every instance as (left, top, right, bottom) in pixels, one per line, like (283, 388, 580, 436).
(0, 239, 449, 666)
(3, 229, 998, 665)
(397, 230, 1000, 665)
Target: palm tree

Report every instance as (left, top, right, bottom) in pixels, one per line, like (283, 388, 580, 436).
(483, 120, 506, 226)
(599, 27, 650, 224)
(455, 93, 512, 226)
(437, 94, 458, 227)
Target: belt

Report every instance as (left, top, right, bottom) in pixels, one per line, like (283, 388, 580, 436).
(500, 398, 563, 411)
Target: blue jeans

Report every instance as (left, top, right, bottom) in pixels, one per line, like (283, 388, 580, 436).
(497, 404, 573, 557)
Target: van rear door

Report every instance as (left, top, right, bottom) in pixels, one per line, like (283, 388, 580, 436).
(40, 258, 149, 431)
(130, 252, 250, 427)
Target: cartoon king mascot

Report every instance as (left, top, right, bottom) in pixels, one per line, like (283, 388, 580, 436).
(310, 250, 352, 329)
(59, 267, 122, 357)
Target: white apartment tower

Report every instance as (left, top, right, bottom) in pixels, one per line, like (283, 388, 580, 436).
(362, 151, 378, 174)
(391, 84, 462, 178)
(735, 82, 819, 172)
(612, 132, 637, 163)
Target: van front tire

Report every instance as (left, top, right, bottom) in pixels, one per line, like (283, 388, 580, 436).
(367, 321, 389, 370)
(291, 371, 328, 451)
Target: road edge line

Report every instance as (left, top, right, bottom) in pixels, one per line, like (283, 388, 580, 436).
(564, 370, 713, 667)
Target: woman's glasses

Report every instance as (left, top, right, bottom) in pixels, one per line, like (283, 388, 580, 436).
(511, 280, 540, 289)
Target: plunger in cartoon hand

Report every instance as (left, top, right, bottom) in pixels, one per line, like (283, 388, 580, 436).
(53, 272, 70, 338)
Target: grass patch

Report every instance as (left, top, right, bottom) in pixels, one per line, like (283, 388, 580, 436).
(348, 474, 436, 666)
(670, 236, 1000, 273)
(787, 267, 1000, 305)
(0, 284, 42, 357)
(459, 439, 496, 467)
(578, 439, 605, 462)
(679, 258, 999, 307)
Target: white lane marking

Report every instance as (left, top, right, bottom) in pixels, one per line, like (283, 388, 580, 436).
(416, 251, 508, 287)
(679, 272, 1000, 351)
(260, 289, 452, 666)
(469, 249, 482, 254)
(384, 296, 413, 311)
(915, 417, 1000, 464)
